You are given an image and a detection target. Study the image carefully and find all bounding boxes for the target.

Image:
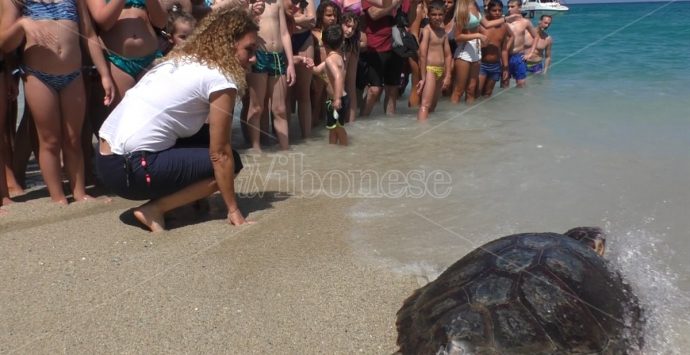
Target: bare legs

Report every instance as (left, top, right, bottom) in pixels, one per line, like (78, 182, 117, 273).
(134, 177, 218, 232)
(108, 63, 137, 108)
(451, 59, 480, 104)
(310, 75, 326, 128)
(0, 77, 10, 206)
(329, 127, 347, 146)
(408, 56, 421, 108)
(361, 85, 399, 117)
(417, 71, 443, 121)
(246, 73, 290, 151)
(24, 74, 93, 204)
(294, 40, 314, 138)
(478, 72, 498, 97)
(345, 52, 359, 123)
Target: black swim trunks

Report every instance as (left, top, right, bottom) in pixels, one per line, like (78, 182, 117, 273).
(326, 95, 350, 129)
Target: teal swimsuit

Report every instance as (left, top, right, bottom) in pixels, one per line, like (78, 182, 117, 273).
(251, 51, 287, 77)
(104, 0, 160, 78)
(106, 50, 161, 79)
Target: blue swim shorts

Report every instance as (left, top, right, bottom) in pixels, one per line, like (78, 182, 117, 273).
(508, 53, 527, 81)
(527, 61, 544, 74)
(326, 95, 350, 129)
(479, 61, 502, 82)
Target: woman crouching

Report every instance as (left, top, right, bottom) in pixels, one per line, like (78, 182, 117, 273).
(97, 8, 258, 232)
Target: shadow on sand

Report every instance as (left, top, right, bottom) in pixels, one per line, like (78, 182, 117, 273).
(118, 191, 290, 231)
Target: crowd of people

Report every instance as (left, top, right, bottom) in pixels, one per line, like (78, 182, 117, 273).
(0, 0, 553, 229)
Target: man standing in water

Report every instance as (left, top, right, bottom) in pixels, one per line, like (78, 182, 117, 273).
(524, 14, 553, 75)
(503, 0, 538, 88)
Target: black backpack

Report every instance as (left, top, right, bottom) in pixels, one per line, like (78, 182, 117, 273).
(391, 7, 419, 58)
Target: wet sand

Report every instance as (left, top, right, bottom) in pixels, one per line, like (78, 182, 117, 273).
(0, 155, 418, 353)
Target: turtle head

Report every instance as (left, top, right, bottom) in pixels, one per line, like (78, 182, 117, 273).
(564, 226, 606, 257)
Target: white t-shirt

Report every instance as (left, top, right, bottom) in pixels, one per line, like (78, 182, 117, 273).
(99, 58, 237, 154)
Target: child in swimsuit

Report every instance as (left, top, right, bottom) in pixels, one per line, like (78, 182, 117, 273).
(86, 0, 167, 105)
(244, 0, 296, 151)
(310, 1, 341, 129)
(416, 0, 452, 121)
(0, 0, 115, 204)
(287, 0, 316, 138)
(451, 0, 506, 104)
(478, 0, 511, 97)
(341, 11, 360, 123)
(313, 25, 348, 146)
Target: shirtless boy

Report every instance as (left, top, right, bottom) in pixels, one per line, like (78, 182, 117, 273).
(313, 25, 348, 145)
(245, 0, 296, 151)
(478, 0, 512, 97)
(416, 0, 451, 121)
(524, 14, 552, 75)
(503, 0, 537, 88)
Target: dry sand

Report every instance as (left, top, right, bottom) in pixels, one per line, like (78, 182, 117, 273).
(0, 155, 419, 354)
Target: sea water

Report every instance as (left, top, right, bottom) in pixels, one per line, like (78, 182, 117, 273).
(289, 1, 690, 352)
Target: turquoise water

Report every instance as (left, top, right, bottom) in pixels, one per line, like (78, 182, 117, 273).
(303, 1, 690, 352)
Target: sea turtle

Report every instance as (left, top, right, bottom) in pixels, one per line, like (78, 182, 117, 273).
(396, 227, 644, 354)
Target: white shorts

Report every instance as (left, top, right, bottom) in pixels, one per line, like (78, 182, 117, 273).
(454, 39, 481, 63)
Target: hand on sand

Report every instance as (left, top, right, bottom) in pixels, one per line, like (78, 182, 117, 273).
(101, 75, 115, 106)
(227, 209, 255, 226)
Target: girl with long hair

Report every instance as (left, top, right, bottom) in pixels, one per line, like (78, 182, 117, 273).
(451, 0, 504, 104)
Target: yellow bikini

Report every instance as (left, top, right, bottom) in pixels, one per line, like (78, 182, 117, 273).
(426, 65, 444, 80)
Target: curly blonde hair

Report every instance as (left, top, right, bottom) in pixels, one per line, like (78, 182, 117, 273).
(165, 7, 259, 94)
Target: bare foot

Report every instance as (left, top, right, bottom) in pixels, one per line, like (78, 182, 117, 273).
(2, 197, 13, 205)
(8, 186, 24, 197)
(133, 204, 166, 232)
(52, 198, 69, 206)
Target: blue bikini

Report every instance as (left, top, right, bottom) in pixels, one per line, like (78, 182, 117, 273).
(21, 0, 82, 92)
(22, 0, 79, 22)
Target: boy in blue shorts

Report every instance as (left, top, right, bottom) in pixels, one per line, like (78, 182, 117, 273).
(504, 0, 538, 88)
(478, 0, 512, 97)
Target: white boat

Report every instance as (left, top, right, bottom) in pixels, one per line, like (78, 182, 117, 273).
(521, 0, 569, 17)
